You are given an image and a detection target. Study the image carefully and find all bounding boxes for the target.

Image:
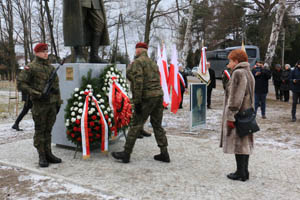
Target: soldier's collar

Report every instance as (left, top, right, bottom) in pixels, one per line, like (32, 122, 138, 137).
(34, 56, 49, 64)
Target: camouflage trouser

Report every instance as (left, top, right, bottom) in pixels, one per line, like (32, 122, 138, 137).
(124, 96, 168, 154)
(32, 102, 57, 153)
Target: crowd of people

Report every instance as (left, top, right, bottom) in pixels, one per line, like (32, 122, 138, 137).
(250, 60, 300, 122)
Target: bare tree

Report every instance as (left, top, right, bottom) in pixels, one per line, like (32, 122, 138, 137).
(181, 0, 194, 68)
(264, 0, 287, 66)
(0, 0, 17, 79)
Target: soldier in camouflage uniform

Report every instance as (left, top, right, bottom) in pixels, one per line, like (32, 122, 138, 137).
(112, 42, 170, 163)
(17, 43, 62, 167)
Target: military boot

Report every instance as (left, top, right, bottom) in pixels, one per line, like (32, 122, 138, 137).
(38, 152, 49, 168)
(111, 151, 130, 163)
(154, 149, 170, 163)
(141, 129, 151, 137)
(45, 145, 62, 164)
(74, 46, 86, 63)
(89, 33, 107, 63)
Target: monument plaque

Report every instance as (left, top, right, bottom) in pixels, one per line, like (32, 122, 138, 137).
(66, 67, 74, 81)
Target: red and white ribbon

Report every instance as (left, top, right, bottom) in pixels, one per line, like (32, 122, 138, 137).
(81, 91, 108, 159)
(224, 70, 231, 80)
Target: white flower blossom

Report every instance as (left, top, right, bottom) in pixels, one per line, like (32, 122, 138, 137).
(71, 112, 76, 116)
(78, 109, 83, 114)
(80, 91, 84, 95)
(96, 94, 101, 98)
(100, 99, 105, 103)
(107, 107, 111, 112)
(77, 115, 81, 119)
(102, 87, 106, 91)
(91, 102, 95, 106)
(71, 118, 76, 122)
(88, 92, 93, 96)
(78, 96, 82, 100)
(74, 93, 79, 97)
(108, 118, 111, 122)
(87, 84, 92, 89)
(97, 113, 100, 116)
(120, 79, 123, 83)
(74, 101, 78, 105)
(65, 122, 69, 127)
(78, 102, 83, 107)
(66, 119, 70, 122)
(110, 67, 114, 71)
(74, 88, 79, 92)
(109, 123, 112, 127)
(70, 107, 74, 111)
(116, 75, 120, 78)
(100, 105, 105, 109)
(88, 110, 93, 115)
(104, 111, 108, 115)
(110, 113, 114, 117)
(74, 107, 78, 111)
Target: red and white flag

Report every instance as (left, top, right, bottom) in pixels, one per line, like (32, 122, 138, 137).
(157, 43, 170, 107)
(196, 47, 210, 84)
(161, 44, 169, 84)
(169, 44, 181, 114)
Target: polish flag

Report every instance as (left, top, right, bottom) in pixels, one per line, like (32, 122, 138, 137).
(157, 44, 170, 107)
(169, 44, 181, 114)
(161, 44, 169, 84)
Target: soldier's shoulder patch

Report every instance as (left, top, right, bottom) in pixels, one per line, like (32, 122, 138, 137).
(24, 66, 30, 70)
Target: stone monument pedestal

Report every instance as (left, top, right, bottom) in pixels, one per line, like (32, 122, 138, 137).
(52, 63, 126, 148)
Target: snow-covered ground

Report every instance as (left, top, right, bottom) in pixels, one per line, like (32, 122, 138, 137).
(0, 78, 300, 199)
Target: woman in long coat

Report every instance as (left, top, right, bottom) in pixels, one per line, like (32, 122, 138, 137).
(220, 49, 255, 181)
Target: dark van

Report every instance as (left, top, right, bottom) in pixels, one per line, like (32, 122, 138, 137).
(207, 45, 260, 78)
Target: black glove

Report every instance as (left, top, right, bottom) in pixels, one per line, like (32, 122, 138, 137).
(135, 103, 142, 114)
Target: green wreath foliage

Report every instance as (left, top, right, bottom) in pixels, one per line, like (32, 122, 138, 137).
(64, 70, 115, 147)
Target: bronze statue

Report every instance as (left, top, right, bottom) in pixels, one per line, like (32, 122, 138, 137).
(63, 0, 110, 63)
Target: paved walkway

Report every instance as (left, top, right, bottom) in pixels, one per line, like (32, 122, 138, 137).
(0, 135, 299, 200)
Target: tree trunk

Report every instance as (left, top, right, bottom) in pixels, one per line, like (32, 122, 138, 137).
(181, 0, 194, 69)
(264, 0, 286, 66)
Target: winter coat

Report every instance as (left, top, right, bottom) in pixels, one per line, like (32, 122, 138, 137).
(280, 69, 291, 91)
(220, 62, 255, 155)
(272, 69, 282, 87)
(289, 67, 300, 93)
(208, 68, 216, 90)
(252, 67, 271, 94)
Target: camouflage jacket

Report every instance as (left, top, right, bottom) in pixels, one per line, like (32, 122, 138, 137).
(17, 56, 62, 104)
(126, 51, 163, 104)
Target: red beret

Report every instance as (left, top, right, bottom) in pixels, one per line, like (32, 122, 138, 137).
(34, 43, 48, 53)
(135, 42, 148, 49)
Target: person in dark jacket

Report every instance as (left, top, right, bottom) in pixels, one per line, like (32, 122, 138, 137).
(179, 65, 188, 109)
(252, 61, 271, 119)
(280, 64, 291, 102)
(207, 62, 216, 109)
(289, 61, 300, 122)
(272, 64, 283, 100)
(12, 91, 32, 131)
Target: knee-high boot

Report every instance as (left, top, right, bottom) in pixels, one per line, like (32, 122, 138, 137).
(227, 154, 247, 181)
(89, 33, 106, 63)
(245, 155, 249, 180)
